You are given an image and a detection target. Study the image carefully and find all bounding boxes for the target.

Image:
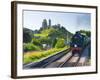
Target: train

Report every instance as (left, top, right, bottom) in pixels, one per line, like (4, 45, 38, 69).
(70, 32, 90, 56)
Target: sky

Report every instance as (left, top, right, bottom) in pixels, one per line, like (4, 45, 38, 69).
(23, 10, 91, 33)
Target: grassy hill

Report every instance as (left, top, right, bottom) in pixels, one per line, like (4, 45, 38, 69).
(23, 25, 73, 50)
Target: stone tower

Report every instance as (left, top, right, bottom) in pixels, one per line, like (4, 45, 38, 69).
(48, 19, 51, 27)
(42, 19, 47, 29)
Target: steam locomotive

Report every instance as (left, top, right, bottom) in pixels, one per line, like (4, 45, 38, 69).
(70, 32, 89, 56)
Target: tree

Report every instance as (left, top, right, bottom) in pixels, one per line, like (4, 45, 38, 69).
(52, 38, 57, 47)
(55, 38, 65, 48)
(79, 30, 91, 37)
(23, 29, 33, 43)
(31, 38, 43, 49)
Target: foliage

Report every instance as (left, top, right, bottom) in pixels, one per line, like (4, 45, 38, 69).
(34, 33, 48, 37)
(52, 38, 57, 47)
(34, 28, 56, 37)
(39, 37, 51, 44)
(23, 43, 41, 52)
(34, 28, 57, 45)
(41, 27, 56, 35)
(31, 38, 43, 49)
(23, 28, 33, 43)
(55, 38, 65, 48)
(24, 47, 68, 64)
(79, 30, 91, 37)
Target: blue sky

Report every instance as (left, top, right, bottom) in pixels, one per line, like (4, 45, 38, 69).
(23, 10, 91, 33)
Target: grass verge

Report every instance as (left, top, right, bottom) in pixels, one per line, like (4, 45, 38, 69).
(24, 46, 69, 64)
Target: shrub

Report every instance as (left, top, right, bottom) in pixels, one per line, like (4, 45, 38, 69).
(55, 38, 65, 48)
(23, 28, 33, 43)
(23, 43, 41, 52)
(52, 38, 57, 47)
(24, 48, 67, 64)
(32, 38, 43, 49)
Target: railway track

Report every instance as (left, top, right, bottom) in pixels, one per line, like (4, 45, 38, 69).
(59, 53, 81, 67)
(45, 52, 81, 68)
(23, 48, 71, 69)
(46, 44, 90, 68)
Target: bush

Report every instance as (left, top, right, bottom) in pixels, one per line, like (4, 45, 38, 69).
(52, 38, 57, 47)
(32, 38, 43, 49)
(23, 28, 33, 43)
(24, 48, 67, 64)
(55, 38, 65, 48)
(23, 43, 41, 52)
